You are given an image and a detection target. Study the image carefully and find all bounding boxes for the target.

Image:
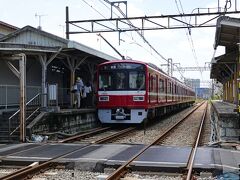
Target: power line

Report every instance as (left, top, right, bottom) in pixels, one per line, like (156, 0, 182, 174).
(97, 0, 180, 79)
(69, 1, 238, 82)
(102, 0, 168, 62)
(82, 0, 166, 64)
(81, 0, 107, 19)
(102, 0, 187, 80)
(174, 0, 203, 79)
(81, 0, 177, 78)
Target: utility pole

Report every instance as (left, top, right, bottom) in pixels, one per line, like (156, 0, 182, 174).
(169, 58, 173, 77)
(161, 58, 173, 76)
(66, 6, 69, 39)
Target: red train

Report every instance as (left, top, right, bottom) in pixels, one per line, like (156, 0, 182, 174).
(97, 60, 195, 124)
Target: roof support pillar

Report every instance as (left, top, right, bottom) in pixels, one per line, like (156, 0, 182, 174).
(39, 54, 48, 108)
(19, 53, 26, 142)
(66, 56, 88, 107)
(87, 63, 97, 106)
(5, 54, 26, 142)
(38, 49, 61, 108)
(237, 45, 240, 119)
(70, 68, 75, 107)
(223, 83, 226, 101)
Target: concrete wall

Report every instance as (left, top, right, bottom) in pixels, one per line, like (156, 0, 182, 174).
(27, 110, 99, 138)
(211, 101, 239, 141)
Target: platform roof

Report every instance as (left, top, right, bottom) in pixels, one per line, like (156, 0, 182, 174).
(214, 16, 240, 49)
(211, 16, 239, 83)
(210, 51, 237, 83)
(0, 25, 117, 63)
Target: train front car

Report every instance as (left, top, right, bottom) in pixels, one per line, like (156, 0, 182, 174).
(97, 61, 148, 124)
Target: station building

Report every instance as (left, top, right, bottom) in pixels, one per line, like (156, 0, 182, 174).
(0, 25, 116, 109)
(211, 16, 240, 141)
(0, 21, 117, 142)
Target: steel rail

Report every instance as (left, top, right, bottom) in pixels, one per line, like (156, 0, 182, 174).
(0, 127, 136, 180)
(186, 102, 208, 180)
(93, 127, 136, 144)
(58, 127, 111, 143)
(106, 101, 206, 180)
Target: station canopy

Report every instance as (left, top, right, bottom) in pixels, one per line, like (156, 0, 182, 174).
(211, 16, 239, 83)
(0, 25, 117, 64)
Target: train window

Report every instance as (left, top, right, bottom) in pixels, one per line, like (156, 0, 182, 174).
(99, 72, 112, 90)
(167, 82, 172, 94)
(152, 75, 157, 92)
(129, 72, 145, 90)
(116, 72, 126, 89)
(159, 79, 164, 93)
(100, 63, 144, 70)
(150, 75, 155, 92)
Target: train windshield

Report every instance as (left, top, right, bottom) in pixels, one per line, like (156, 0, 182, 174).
(99, 63, 145, 91)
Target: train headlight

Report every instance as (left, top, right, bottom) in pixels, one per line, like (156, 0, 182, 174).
(99, 96, 109, 101)
(133, 96, 144, 101)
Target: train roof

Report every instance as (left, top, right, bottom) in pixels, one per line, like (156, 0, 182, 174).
(99, 59, 145, 65)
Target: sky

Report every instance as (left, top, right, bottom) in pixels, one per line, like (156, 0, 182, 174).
(1, 0, 239, 87)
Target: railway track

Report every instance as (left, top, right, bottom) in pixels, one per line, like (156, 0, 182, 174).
(0, 102, 208, 179)
(0, 126, 136, 180)
(59, 127, 136, 144)
(106, 101, 208, 180)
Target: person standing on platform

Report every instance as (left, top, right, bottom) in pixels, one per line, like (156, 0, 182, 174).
(84, 81, 92, 108)
(75, 77, 84, 108)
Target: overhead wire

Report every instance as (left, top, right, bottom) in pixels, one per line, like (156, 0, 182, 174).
(174, 0, 203, 80)
(81, 0, 108, 20)
(81, 0, 185, 78)
(102, 0, 186, 79)
(97, 0, 136, 44)
(102, 0, 168, 62)
(82, 0, 162, 62)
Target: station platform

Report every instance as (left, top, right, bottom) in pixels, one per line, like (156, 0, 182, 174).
(26, 107, 98, 139)
(0, 143, 239, 176)
(211, 100, 239, 141)
(211, 101, 238, 118)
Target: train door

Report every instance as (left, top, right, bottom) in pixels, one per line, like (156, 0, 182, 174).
(174, 83, 177, 102)
(148, 73, 151, 104)
(177, 85, 180, 102)
(158, 78, 165, 103)
(149, 73, 154, 104)
(180, 86, 183, 102)
(156, 75, 158, 104)
(172, 82, 175, 102)
(149, 74, 157, 104)
(167, 80, 172, 103)
(165, 79, 168, 103)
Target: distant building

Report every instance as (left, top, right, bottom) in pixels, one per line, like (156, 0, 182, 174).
(184, 78, 200, 90)
(0, 21, 19, 38)
(196, 88, 211, 99)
